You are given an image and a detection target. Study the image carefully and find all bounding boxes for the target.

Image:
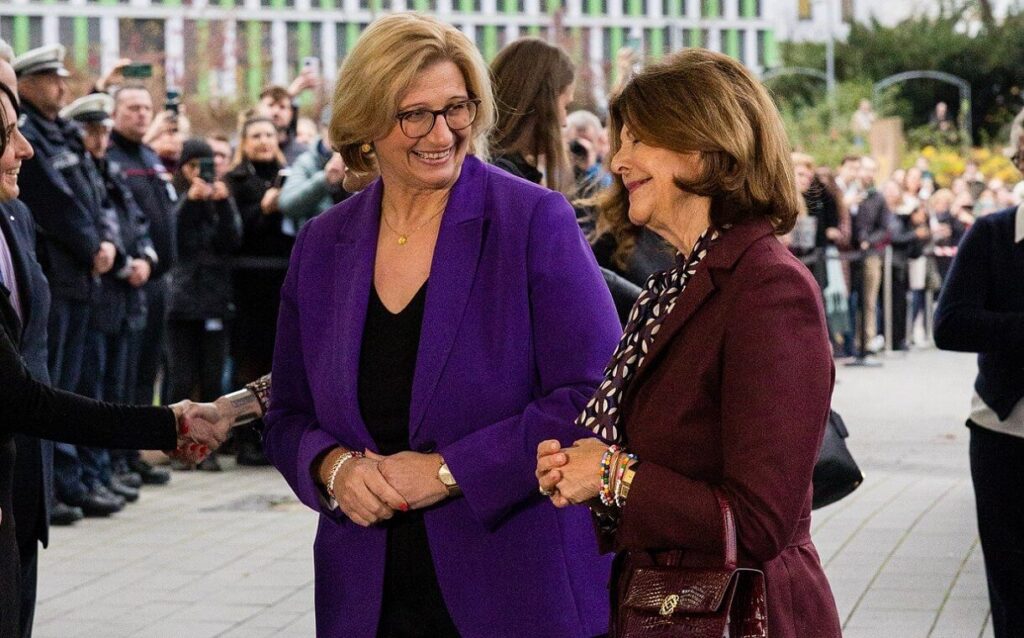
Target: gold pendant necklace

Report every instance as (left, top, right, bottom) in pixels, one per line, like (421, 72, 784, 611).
(382, 205, 446, 246)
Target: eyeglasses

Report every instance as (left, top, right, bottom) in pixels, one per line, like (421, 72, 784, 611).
(396, 99, 480, 139)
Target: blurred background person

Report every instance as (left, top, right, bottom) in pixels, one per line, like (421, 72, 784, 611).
(278, 112, 349, 228)
(205, 134, 233, 180)
(489, 37, 575, 196)
(166, 138, 242, 472)
(224, 115, 289, 466)
(106, 83, 175, 486)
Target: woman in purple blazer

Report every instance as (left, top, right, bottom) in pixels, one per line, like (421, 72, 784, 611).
(262, 14, 620, 638)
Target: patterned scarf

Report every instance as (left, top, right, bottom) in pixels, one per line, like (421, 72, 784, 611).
(577, 227, 720, 443)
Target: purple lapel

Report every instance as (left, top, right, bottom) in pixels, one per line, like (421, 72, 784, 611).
(329, 177, 384, 451)
(409, 155, 488, 439)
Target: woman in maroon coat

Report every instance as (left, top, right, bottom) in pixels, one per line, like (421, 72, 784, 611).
(536, 49, 842, 637)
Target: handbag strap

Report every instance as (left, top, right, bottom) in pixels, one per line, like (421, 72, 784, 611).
(716, 490, 738, 571)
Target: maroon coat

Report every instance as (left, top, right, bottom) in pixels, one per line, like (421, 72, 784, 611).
(607, 219, 842, 637)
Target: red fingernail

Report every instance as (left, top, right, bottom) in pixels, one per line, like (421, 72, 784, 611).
(399, 504, 409, 512)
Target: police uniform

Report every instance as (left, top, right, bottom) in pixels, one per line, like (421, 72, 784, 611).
(62, 94, 159, 503)
(13, 46, 127, 517)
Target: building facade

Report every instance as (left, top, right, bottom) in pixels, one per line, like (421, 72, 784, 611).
(1, 0, 782, 103)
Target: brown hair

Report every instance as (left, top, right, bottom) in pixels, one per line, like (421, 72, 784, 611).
(231, 116, 285, 169)
(259, 85, 291, 104)
(328, 13, 494, 182)
(489, 38, 575, 194)
(595, 49, 801, 269)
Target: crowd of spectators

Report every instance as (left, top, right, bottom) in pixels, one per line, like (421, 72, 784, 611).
(2, 32, 1022, 589)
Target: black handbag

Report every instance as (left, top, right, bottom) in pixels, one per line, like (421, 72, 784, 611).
(812, 409, 863, 510)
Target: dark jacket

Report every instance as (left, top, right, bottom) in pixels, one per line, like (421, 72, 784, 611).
(90, 157, 158, 335)
(17, 101, 105, 301)
(606, 219, 841, 638)
(852, 189, 892, 250)
(107, 130, 178, 280)
(225, 160, 294, 259)
(0, 289, 176, 638)
(168, 194, 243, 321)
(934, 206, 1024, 420)
(0, 199, 54, 554)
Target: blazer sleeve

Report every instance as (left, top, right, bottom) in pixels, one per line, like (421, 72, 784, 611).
(934, 218, 1024, 353)
(438, 192, 622, 530)
(615, 261, 833, 562)
(261, 224, 347, 522)
(1, 319, 177, 449)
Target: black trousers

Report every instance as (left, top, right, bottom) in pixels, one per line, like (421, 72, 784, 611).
(17, 544, 36, 638)
(166, 319, 229, 403)
(968, 422, 1024, 638)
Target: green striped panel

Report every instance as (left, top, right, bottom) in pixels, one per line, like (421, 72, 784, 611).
(527, 24, 540, 37)
(724, 29, 739, 57)
(460, 0, 473, 12)
(587, 0, 601, 15)
(546, 0, 559, 13)
(741, 0, 756, 17)
(763, 29, 777, 66)
(246, 21, 263, 103)
(346, 22, 360, 52)
(221, 0, 234, 7)
(12, 17, 29, 54)
(271, 0, 285, 8)
(628, 0, 642, 16)
(296, 22, 313, 106)
(690, 26, 701, 47)
(502, 0, 517, 13)
(196, 20, 210, 99)
(73, 17, 89, 67)
(414, 0, 429, 10)
(703, 0, 719, 17)
(609, 27, 623, 84)
(483, 24, 498, 61)
(647, 28, 663, 58)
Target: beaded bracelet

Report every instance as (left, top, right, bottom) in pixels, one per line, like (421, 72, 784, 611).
(598, 445, 621, 507)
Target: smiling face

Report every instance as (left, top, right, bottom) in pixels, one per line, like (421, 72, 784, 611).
(610, 123, 705, 235)
(242, 120, 279, 163)
(372, 60, 472, 194)
(0, 93, 34, 201)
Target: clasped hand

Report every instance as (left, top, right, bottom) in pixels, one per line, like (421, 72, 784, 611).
(328, 450, 450, 527)
(167, 400, 234, 464)
(535, 438, 607, 508)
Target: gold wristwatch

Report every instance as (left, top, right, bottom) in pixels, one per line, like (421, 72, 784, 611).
(619, 464, 638, 502)
(437, 461, 461, 497)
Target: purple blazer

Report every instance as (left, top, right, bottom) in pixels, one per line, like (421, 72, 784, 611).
(264, 155, 620, 637)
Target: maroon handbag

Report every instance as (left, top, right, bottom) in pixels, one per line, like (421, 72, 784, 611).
(617, 492, 768, 637)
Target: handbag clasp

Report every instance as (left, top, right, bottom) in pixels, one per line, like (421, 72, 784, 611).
(659, 594, 679, 616)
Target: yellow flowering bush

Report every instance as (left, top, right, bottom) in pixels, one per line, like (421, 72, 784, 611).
(905, 146, 1021, 187)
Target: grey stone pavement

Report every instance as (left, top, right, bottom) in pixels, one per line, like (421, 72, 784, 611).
(33, 347, 990, 637)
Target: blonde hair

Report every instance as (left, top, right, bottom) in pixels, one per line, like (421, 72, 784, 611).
(329, 13, 494, 181)
(791, 152, 815, 170)
(596, 48, 800, 269)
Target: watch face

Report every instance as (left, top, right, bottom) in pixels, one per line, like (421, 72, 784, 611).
(438, 464, 456, 486)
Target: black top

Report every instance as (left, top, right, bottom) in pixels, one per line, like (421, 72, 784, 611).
(357, 281, 459, 638)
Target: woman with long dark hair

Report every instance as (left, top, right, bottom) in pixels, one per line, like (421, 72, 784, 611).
(489, 37, 576, 195)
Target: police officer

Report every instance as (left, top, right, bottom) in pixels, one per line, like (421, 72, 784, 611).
(105, 83, 176, 485)
(63, 93, 162, 503)
(14, 45, 125, 518)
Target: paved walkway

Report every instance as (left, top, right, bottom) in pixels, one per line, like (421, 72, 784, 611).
(34, 348, 990, 637)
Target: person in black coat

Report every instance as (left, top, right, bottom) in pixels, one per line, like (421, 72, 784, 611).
(225, 116, 292, 465)
(166, 139, 242, 470)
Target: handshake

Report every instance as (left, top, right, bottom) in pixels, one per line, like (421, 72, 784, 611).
(166, 399, 237, 464)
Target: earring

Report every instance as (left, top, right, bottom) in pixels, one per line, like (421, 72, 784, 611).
(360, 143, 373, 154)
